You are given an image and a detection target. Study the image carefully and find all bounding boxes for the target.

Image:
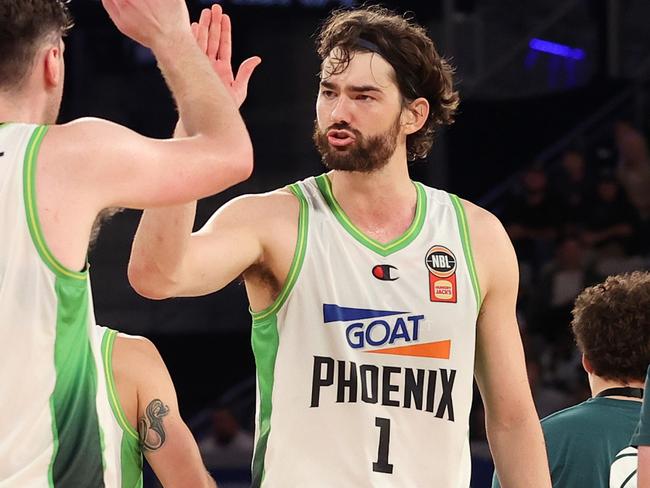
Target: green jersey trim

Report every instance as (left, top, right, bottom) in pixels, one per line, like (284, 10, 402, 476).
(102, 329, 140, 441)
(23, 125, 87, 281)
(314, 173, 427, 257)
(250, 313, 281, 487)
(48, 277, 104, 486)
(101, 330, 144, 487)
(449, 194, 482, 310)
(250, 184, 309, 321)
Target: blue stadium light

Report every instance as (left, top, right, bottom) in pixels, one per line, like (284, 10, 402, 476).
(529, 38, 585, 60)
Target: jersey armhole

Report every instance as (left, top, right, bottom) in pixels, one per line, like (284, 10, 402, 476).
(449, 194, 483, 312)
(101, 329, 140, 441)
(22, 124, 88, 281)
(250, 183, 309, 323)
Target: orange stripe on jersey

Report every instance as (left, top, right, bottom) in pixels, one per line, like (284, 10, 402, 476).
(365, 340, 451, 359)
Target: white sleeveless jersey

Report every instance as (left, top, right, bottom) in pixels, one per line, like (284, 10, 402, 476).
(0, 123, 129, 487)
(90, 326, 144, 488)
(250, 174, 482, 488)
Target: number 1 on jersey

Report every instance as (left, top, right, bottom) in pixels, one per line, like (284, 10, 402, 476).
(373, 417, 394, 474)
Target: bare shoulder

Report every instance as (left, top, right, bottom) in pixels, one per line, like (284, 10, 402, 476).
(44, 117, 125, 153)
(458, 198, 506, 237)
(457, 198, 518, 297)
(205, 186, 300, 231)
(220, 187, 299, 215)
(112, 333, 166, 375)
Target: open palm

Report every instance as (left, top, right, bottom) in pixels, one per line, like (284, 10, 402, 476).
(192, 6, 261, 108)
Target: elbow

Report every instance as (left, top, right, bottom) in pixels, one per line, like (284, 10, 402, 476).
(127, 261, 176, 300)
(231, 137, 254, 183)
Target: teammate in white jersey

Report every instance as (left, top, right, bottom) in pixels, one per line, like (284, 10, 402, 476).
(91, 325, 217, 487)
(129, 6, 551, 487)
(0, 1, 255, 486)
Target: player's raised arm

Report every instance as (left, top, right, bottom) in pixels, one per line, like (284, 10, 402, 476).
(41, 1, 254, 215)
(466, 201, 552, 488)
(128, 7, 268, 299)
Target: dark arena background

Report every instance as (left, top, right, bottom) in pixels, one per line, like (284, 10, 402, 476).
(62, 1, 649, 486)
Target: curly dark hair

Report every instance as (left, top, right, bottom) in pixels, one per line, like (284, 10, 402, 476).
(571, 271, 650, 383)
(0, 0, 73, 89)
(315, 6, 459, 161)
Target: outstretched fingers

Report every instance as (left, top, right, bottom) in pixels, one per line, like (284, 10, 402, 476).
(218, 14, 232, 65)
(207, 4, 223, 60)
(195, 8, 211, 54)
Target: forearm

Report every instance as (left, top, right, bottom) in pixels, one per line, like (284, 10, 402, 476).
(128, 122, 198, 297)
(488, 415, 551, 488)
(639, 446, 650, 488)
(151, 33, 248, 145)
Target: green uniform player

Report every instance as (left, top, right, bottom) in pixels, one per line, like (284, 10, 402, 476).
(494, 272, 650, 488)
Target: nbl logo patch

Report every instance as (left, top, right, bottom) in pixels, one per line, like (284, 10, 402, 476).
(425, 245, 457, 303)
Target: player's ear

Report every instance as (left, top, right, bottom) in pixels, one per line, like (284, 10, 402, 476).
(581, 354, 594, 374)
(43, 41, 63, 88)
(401, 97, 429, 136)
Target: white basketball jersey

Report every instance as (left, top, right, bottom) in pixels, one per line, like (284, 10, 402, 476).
(250, 174, 481, 488)
(91, 326, 143, 488)
(0, 123, 119, 487)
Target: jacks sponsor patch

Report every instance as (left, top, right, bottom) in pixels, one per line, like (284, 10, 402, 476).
(425, 245, 457, 303)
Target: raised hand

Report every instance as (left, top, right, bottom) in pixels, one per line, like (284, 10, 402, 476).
(191, 5, 262, 108)
(102, 0, 192, 51)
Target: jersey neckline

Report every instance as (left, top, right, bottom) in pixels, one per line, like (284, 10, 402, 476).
(314, 173, 427, 257)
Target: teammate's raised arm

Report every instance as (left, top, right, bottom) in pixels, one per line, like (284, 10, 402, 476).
(39, 2, 255, 271)
(129, 7, 265, 299)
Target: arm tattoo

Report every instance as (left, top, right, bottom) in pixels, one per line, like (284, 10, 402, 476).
(138, 399, 170, 451)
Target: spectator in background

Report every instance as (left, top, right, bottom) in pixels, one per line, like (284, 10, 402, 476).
(582, 171, 639, 258)
(526, 356, 573, 419)
(527, 236, 596, 345)
(199, 408, 254, 472)
(551, 150, 592, 233)
(614, 121, 650, 249)
(503, 165, 560, 269)
(493, 271, 650, 488)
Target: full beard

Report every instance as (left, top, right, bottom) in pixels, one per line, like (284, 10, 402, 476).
(313, 117, 401, 173)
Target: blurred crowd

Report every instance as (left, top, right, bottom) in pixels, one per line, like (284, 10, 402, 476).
(504, 120, 649, 395)
(468, 120, 650, 478)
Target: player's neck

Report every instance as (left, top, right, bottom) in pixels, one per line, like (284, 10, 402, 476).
(329, 152, 413, 207)
(0, 88, 49, 124)
(590, 375, 645, 402)
(327, 155, 416, 243)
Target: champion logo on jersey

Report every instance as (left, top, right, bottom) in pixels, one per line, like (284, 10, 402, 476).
(372, 264, 398, 281)
(425, 245, 458, 303)
(323, 304, 451, 359)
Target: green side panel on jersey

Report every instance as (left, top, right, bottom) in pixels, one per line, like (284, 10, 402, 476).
(22, 124, 87, 281)
(449, 194, 482, 311)
(250, 314, 281, 488)
(249, 183, 308, 486)
(251, 183, 309, 321)
(101, 330, 144, 487)
(314, 173, 426, 257)
(48, 277, 105, 487)
(22, 124, 104, 486)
